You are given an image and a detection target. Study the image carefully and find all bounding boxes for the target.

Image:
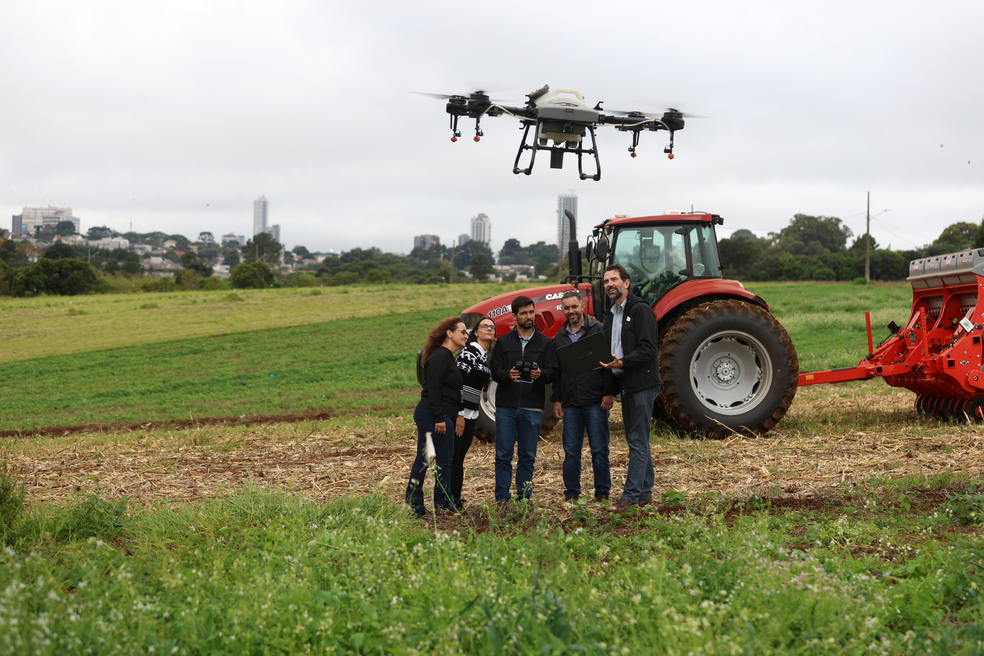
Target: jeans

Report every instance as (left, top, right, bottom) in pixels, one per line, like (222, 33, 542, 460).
(450, 417, 476, 509)
(405, 406, 455, 513)
(620, 386, 659, 504)
(561, 404, 611, 499)
(494, 407, 540, 501)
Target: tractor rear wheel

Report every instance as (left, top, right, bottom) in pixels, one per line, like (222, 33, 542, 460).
(659, 299, 799, 438)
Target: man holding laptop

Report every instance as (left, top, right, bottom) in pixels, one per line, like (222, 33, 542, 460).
(551, 290, 615, 502)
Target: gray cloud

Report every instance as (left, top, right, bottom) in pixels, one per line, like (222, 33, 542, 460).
(2, 0, 981, 255)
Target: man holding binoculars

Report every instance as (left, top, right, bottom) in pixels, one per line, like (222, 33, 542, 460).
(490, 295, 558, 503)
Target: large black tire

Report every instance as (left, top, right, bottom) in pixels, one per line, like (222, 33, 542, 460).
(659, 299, 798, 438)
(473, 381, 559, 443)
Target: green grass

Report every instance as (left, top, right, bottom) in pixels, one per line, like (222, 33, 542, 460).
(745, 282, 913, 372)
(0, 311, 449, 430)
(0, 482, 981, 654)
(0, 280, 923, 432)
(0, 282, 528, 364)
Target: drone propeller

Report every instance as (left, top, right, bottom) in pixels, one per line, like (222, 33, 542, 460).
(608, 107, 706, 119)
(410, 90, 510, 103)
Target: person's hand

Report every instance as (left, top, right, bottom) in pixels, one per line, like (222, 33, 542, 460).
(455, 415, 465, 437)
(509, 367, 521, 382)
(529, 365, 541, 380)
(553, 401, 564, 419)
(600, 354, 623, 370)
(434, 421, 447, 435)
(600, 395, 614, 411)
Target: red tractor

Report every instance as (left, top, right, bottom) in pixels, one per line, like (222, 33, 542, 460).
(460, 211, 800, 439)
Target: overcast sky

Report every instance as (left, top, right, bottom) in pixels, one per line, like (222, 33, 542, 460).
(2, 1, 982, 256)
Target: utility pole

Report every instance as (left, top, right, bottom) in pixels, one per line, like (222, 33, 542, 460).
(449, 241, 455, 284)
(865, 192, 871, 283)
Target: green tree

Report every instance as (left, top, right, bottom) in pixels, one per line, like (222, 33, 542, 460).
(54, 220, 77, 236)
(223, 249, 241, 267)
(365, 269, 393, 284)
(231, 261, 274, 289)
(12, 259, 99, 296)
(468, 254, 493, 281)
(180, 251, 213, 277)
(771, 214, 852, 256)
(43, 242, 79, 260)
(241, 232, 283, 266)
(500, 238, 523, 259)
(292, 245, 312, 259)
(121, 253, 144, 276)
(197, 231, 215, 245)
(929, 221, 977, 256)
(87, 226, 116, 240)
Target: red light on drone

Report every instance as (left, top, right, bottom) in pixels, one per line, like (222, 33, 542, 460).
(630, 152, 637, 158)
(667, 153, 675, 160)
(474, 136, 481, 142)
(451, 137, 458, 143)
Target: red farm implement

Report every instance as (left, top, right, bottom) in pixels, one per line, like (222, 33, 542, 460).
(799, 249, 984, 420)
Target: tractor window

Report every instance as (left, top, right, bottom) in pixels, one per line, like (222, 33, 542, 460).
(610, 223, 722, 305)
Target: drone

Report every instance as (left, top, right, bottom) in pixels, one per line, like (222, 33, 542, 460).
(420, 84, 690, 181)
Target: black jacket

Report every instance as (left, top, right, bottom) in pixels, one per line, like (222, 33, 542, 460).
(551, 315, 616, 406)
(490, 327, 558, 410)
(603, 292, 661, 394)
(417, 346, 462, 419)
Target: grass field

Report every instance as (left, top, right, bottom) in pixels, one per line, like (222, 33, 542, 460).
(0, 280, 912, 432)
(2, 280, 983, 654)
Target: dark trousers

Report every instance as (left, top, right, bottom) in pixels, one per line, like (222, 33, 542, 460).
(450, 416, 476, 509)
(494, 407, 540, 501)
(620, 386, 659, 504)
(405, 406, 455, 514)
(561, 403, 611, 499)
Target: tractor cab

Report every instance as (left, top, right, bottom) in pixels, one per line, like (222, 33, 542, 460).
(573, 212, 726, 313)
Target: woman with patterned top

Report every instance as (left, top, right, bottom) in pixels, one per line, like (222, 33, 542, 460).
(450, 317, 495, 509)
(405, 316, 469, 517)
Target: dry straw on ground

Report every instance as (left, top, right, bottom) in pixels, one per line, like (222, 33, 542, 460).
(3, 381, 982, 514)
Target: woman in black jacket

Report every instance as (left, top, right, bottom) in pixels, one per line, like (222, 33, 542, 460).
(405, 317, 469, 516)
(450, 317, 495, 509)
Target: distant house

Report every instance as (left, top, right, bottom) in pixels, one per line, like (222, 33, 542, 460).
(143, 256, 183, 277)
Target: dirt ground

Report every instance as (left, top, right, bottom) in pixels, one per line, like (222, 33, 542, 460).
(5, 382, 983, 517)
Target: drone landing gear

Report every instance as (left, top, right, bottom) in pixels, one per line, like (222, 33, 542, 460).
(512, 123, 602, 181)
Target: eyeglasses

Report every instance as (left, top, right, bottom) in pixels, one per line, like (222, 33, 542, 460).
(477, 324, 496, 331)
(452, 328, 468, 335)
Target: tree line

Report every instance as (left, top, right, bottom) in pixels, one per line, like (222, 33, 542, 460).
(718, 214, 984, 282)
(0, 224, 560, 296)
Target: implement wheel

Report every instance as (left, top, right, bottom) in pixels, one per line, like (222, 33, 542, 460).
(659, 300, 799, 438)
(963, 396, 984, 422)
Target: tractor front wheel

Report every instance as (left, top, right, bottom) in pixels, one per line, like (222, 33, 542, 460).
(659, 300, 799, 438)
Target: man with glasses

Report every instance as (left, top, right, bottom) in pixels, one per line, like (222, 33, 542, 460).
(599, 264, 661, 512)
(551, 290, 614, 502)
(489, 295, 558, 503)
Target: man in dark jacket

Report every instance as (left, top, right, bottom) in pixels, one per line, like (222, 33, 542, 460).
(490, 295, 558, 502)
(551, 290, 615, 501)
(600, 264, 662, 511)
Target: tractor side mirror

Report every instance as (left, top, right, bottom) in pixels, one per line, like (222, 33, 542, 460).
(596, 239, 609, 263)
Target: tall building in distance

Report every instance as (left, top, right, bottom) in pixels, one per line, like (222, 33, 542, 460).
(253, 195, 268, 236)
(414, 234, 440, 251)
(470, 213, 490, 246)
(458, 233, 470, 246)
(18, 206, 80, 237)
(267, 224, 281, 243)
(557, 193, 578, 262)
